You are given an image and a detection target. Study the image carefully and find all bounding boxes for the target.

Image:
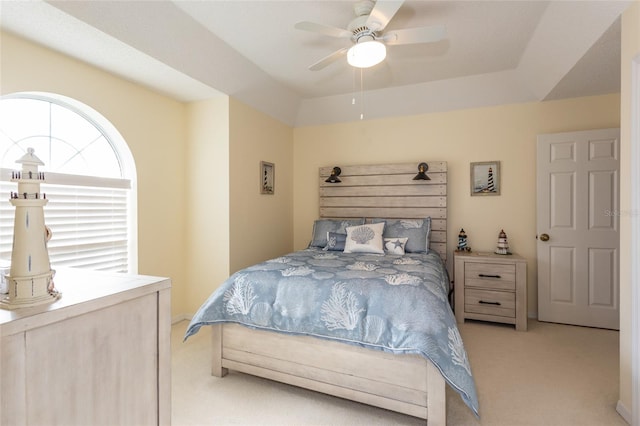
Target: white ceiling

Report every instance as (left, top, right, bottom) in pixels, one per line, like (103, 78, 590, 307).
(0, 1, 630, 127)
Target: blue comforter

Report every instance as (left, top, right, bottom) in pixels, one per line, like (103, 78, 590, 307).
(185, 248, 479, 417)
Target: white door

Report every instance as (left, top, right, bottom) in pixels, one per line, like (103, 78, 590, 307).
(537, 128, 620, 330)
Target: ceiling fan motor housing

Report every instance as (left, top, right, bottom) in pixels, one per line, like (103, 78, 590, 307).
(348, 13, 378, 43)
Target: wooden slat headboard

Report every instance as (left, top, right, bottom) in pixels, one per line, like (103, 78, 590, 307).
(319, 162, 447, 261)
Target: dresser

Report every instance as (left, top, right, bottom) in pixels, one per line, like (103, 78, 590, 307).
(0, 268, 171, 425)
(454, 251, 527, 331)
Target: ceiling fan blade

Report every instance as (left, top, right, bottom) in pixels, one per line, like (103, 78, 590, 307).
(365, 0, 404, 32)
(295, 21, 352, 39)
(308, 47, 349, 71)
(383, 25, 447, 46)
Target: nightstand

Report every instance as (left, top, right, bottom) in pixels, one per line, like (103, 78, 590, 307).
(454, 251, 527, 331)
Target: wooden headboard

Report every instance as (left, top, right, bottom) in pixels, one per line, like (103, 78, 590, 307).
(319, 162, 447, 261)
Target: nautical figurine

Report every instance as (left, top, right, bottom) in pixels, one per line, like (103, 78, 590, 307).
(1, 148, 60, 309)
(457, 228, 471, 252)
(495, 229, 510, 255)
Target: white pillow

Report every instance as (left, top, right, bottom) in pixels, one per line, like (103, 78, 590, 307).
(343, 222, 385, 254)
(384, 237, 408, 255)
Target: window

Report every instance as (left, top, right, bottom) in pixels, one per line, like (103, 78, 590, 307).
(0, 93, 137, 273)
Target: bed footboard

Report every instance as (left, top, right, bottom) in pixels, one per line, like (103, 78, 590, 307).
(210, 324, 228, 377)
(209, 323, 446, 424)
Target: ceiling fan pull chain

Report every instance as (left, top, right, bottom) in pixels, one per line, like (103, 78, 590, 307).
(352, 67, 357, 105)
(360, 68, 364, 120)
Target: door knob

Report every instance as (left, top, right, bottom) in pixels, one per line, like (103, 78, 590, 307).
(539, 233, 550, 241)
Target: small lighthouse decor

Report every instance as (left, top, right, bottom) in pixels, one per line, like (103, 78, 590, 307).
(456, 228, 471, 252)
(1, 148, 60, 309)
(495, 229, 510, 255)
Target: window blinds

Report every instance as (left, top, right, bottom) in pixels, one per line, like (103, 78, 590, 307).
(0, 169, 131, 273)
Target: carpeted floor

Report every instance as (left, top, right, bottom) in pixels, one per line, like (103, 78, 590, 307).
(172, 319, 626, 425)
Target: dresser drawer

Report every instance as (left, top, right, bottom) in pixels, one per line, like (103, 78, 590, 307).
(465, 288, 515, 318)
(464, 262, 516, 290)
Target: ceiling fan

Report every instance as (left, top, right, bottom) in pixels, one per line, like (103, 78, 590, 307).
(295, 0, 447, 71)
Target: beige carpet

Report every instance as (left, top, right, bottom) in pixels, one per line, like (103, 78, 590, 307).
(172, 319, 625, 425)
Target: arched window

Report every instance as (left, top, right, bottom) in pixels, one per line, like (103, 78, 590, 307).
(0, 92, 137, 273)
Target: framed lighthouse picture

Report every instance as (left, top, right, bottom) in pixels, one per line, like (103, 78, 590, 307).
(470, 161, 500, 196)
(260, 161, 274, 195)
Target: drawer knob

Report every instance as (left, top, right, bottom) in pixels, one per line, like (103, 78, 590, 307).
(478, 274, 501, 279)
(479, 300, 501, 306)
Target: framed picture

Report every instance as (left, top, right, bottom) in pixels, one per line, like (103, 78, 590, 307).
(470, 161, 500, 196)
(260, 161, 274, 194)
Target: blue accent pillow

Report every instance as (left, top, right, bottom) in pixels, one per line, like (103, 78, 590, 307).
(371, 217, 431, 253)
(308, 219, 365, 248)
(323, 232, 347, 251)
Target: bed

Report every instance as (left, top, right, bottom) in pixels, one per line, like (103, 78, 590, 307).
(184, 162, 479, 424)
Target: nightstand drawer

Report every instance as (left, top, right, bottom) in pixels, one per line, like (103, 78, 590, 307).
(465, 288, 515, 318)
(465, 262, 516, 290)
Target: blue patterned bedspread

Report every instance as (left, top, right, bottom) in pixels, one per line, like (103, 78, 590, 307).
(185, 248, 479, 416)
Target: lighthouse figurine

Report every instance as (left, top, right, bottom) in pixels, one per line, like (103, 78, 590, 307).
(495, 229, 510, 255)
(1, 148, 60, 309)
(456, 228, 471, 252)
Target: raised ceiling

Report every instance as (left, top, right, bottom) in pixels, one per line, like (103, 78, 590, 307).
(0, 1, 630, 127)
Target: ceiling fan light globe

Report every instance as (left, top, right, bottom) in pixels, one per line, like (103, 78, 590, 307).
(347, 40, 386, 68)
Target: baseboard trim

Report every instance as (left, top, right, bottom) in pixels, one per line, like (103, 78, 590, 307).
(616, 400, 631, 425)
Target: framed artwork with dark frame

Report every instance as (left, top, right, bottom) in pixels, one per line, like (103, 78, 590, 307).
(260, 161, 274, 194)
(470, 161, 500, 196)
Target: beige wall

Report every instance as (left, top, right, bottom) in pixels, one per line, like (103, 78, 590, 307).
(229, 98, 294, 274)
(185, 96, 295, 315)
(0, 31, 190, 317)
(185, 97, 231, 313)
(619, 1, 639, 416)
(293, 94, 620, 317)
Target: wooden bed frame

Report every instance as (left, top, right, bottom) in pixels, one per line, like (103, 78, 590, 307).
(210, 162, 449, 424)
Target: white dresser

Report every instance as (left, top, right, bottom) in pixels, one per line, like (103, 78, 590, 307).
(0, 268, 171, 425)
